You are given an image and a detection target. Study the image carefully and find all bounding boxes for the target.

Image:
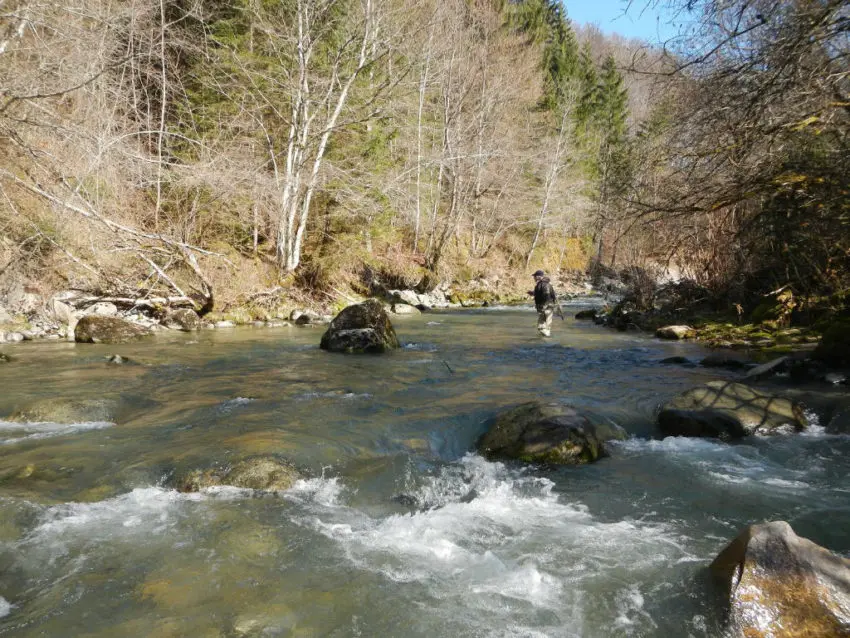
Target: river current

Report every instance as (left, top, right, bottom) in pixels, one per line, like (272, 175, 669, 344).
(0, 304, 848, 637)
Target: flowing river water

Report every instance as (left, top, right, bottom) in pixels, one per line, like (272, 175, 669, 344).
(1, 304, 848, 637)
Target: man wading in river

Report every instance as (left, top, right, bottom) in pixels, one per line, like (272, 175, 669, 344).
(529, 270, 563, 337)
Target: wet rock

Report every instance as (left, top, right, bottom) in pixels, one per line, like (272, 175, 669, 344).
(290, 309, 323, 325)
(176, 457, 300, 493)
(700, 353, 752, 370)
(825, 372, 847, 386)
(574, 309, 598, 320)
(658, 381, 807, 440)
(0, 352, 11, 363)
(813, 318, 850, 367)
(164, 308, 201, 331)
(106, 354, 129, 364)
(214, 320, 235, 328)
(320, 299, 400, 354)
(10, 397, 116, 423)
(710, 521, 850, 638)
(74, 316, 153, 344)
(477, 401, 627, 465)
(742, 356, 791, 381)
(655, 325, 694, 340)
(4, 332, 24, 343)
(659, 356, 692, 365)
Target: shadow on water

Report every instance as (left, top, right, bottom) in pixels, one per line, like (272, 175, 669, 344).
(0, 309, 847, 636)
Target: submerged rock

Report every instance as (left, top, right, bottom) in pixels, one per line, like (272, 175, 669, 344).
(477, 401, 627, 465)
(176, 457, 301, 493)
(743, 356, 791, 381)
(710, 521, 850, 638)
(9, 397, 116, 423)
(658, 381, 807, 439)
(74, 316, 153, 344)
(700, 353, 752, 370)
(659, 356, 692, 366)
(320, 299, 400, 354)
(0, 353, 12, 363)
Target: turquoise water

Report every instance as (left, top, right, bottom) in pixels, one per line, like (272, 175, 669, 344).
(0, 306, 848, 636)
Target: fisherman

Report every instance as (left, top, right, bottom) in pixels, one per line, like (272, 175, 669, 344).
(529, 269, 562, 337)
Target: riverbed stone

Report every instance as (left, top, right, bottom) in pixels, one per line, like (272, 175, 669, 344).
(477, 401, 627, 465)
(164, 308, 201, 331)
(655, 325, 694, 340)
(176, 457, 301, 493)
(658, 381, 807, 439)
(320, 299, 400, 354)
(84, 302, 118, 317)
(74, 316, 153, 344)
(574, 309, 598, 320)
(0, 352, 12, 363)
(710, 521, 850, 638)
(700, 353, 752, 369)
(389, 303, 421, 315)
(10, 397, 116, 423)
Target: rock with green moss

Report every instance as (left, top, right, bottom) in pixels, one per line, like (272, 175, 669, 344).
(658, 381, 807, 439)
(320, 299, 400, 354)
(813, 318, 850, 367)
(176, 457, 301, 493)
(74, 316, 153, 344)
(710, 521, 850, 638)
(477, 402, 627, 465)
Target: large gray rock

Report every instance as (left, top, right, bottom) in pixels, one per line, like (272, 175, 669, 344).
(710, 521, 850, 638)
(477, 402, 627, 465)
(320, 299, 400, 354)
(176, 457, 301, 493)
(658, 381, 807, 439)
(163, 308, 201, 331)
(74, 315, 153, 344)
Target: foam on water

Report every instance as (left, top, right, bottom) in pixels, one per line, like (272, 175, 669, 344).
(288, 455, 692, 625)
(0, 420, 114, 445)
(0, 597, 11, 619)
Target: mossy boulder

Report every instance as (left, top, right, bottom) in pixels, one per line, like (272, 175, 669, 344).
(658, 381, 807, 440)
(813, 318, 850, 367)
(74, 316, 153, 344)
(477, 402, 627, 465)
(176, 457, 301, 493)
(320, 299, 400, 354)
(710, 521, 850, 638)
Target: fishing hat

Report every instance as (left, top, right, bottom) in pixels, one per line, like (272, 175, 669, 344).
(532, 270, 545, 277)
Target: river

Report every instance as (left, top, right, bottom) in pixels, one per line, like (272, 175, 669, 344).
(1, 304, 848, 637)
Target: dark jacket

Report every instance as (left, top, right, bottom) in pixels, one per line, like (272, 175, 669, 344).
(533, 277, 557, 310)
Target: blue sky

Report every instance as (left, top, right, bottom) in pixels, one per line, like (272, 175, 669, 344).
(564, 1, 682, 43)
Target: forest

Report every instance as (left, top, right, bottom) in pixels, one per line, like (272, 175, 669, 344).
(1, 0, 847, 325)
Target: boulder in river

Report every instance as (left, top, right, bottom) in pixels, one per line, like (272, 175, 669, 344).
(163, 308, 201, 331)
(658, 381, 807, 439)
(74, 316, 153, 344)
(700, 353, 752, 370)
(0, 352, 12, 363)
(655, 325, 694, 340)
(176, 457, 301, 493)
(477, 401, 627, 465)
(710, 521, 850, 638)
(10, 397, 117, 423)
(320, 299, 400, 354)
(574, 309, 598, 320)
